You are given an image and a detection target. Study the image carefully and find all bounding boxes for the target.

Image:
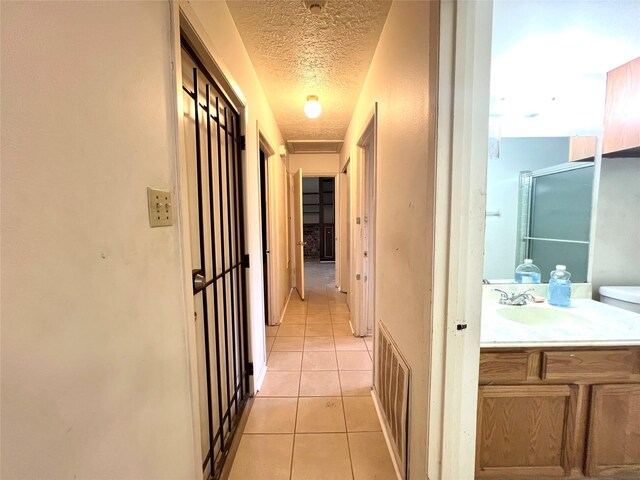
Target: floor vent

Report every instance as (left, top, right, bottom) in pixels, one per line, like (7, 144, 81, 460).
(375, 322, 410, 478)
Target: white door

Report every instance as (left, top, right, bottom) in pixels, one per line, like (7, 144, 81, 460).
(293, 169, 305, 300)
(353, 110, 377, 338)
(361, 145, 372, 336)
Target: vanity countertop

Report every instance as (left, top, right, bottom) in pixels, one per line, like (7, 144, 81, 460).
(481, 298, 640, 348)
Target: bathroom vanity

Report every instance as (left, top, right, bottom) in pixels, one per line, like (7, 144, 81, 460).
(477, 298, 640, 478)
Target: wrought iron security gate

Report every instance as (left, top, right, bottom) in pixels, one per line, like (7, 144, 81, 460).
(181, 39, 250, 480)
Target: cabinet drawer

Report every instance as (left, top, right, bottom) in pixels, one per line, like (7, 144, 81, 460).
(542, 350, 633, 381)
(480, 352, 529, 382)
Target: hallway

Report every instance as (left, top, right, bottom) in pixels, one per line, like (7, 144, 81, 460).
(227, 263, 396, 479)
(2, 2, 445, 478)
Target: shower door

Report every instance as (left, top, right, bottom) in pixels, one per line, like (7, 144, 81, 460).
(517, 163, 595, 282)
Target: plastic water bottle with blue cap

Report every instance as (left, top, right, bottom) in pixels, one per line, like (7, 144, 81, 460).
(548, 265, 571, 307)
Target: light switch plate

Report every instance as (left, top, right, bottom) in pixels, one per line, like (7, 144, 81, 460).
(147, 187, 173, 227)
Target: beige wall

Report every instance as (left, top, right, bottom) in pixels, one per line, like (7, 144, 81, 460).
(1, 1, 288, 478)
(591, 157, 640, 294)
(338, 2, 439, 477)
(184, 1, 287, 385)
(288, 153, 340, 176)
(1, 2, 196, 478)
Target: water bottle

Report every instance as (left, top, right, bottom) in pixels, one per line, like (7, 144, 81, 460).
(515, 259, 541, 284)
(548, 265, 572, 307)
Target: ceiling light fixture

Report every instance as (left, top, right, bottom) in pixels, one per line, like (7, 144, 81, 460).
(304, 95, 321, 119)
(303, 0, 327, 14)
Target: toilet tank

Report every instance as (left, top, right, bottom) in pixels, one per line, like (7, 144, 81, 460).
(599, 286, 640, 314)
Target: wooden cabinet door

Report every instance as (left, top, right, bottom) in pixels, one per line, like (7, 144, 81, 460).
(569, 136, 597, 162)
(603, 56, 640, 156)
(476, 385, 576, 478)
(586, 384, 640, 477)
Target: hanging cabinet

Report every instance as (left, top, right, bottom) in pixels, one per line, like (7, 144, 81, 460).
(602, 56, 640, 157)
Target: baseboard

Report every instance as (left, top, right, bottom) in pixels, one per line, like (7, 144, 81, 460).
(278, 288, 293, 324)
(371, 389, 403, 480)
(253, 364, 267, 392)
(347, 320, 356, 336)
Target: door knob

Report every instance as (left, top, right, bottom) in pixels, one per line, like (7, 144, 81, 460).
(193, 272, 206, 291)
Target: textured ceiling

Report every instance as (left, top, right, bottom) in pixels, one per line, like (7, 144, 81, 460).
(227, 0, 392, 142)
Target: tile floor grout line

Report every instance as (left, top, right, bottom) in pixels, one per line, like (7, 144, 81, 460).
(288, 309, 306, 480)
(337, 321, 357, 480)
(289, 398, 299, 480)
(231, 265, 380, 478)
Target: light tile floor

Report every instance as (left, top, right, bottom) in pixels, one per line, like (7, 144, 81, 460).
(228, 262, 396, 480)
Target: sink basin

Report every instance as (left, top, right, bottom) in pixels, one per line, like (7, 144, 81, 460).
(496, 307, 583, 326)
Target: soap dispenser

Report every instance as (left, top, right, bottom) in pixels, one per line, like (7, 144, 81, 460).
(515, 259, 541, 284)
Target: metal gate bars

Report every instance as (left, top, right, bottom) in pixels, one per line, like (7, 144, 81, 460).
(181, 40, 250, 479)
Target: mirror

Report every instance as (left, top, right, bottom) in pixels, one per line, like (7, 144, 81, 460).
(483, 137, 594, 283)
(482, 0, 639, 285)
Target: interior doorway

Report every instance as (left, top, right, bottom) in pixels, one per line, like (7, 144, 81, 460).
(352, 108, 377, 338)
(302, 176, 336, 263)
(180, 39, 251, 479)
(340, 160, 351, 299)
(259, 148, 270, 326)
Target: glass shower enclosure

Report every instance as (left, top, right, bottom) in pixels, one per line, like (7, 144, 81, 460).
(515, 163, 595, 282)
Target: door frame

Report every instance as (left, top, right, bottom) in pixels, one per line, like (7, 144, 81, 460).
(170, 4, 258, 478)
(352, 105, 377, 338)
(258, 128, 278, 326)
(292, 169, 305, 299)
(339, 159, 351, 295)
(428, 1, 493, 479)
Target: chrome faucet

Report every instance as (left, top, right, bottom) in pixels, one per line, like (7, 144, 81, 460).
(493, 288, 535, 306)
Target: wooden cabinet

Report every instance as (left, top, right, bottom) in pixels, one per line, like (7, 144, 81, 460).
(479, 352, 530, 382)
(586, 384, 640, 477)
(603, 56, 640, 157)
(476, 385, 576, 478)
(542, 349, 634, 381)
(476, 346, 640, 478)
(569, 136, 597, 162)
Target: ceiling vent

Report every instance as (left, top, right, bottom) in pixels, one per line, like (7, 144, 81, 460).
(287, 140, 343, 154)
(303, 0, 327, 14)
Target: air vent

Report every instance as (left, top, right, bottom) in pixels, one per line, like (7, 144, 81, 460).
(287, 140, 343, 154)
(376, 322, 410, 479)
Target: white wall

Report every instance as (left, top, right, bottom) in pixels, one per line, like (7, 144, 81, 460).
(184, 1, 287, 386)
(338, 2, 439, 477)
(483, 137, 570, 279)
(591, 157, 640, 294)
(288, 153, 340, 176)
(1, 1, 289, 477)
(1, 2, 196, 478)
